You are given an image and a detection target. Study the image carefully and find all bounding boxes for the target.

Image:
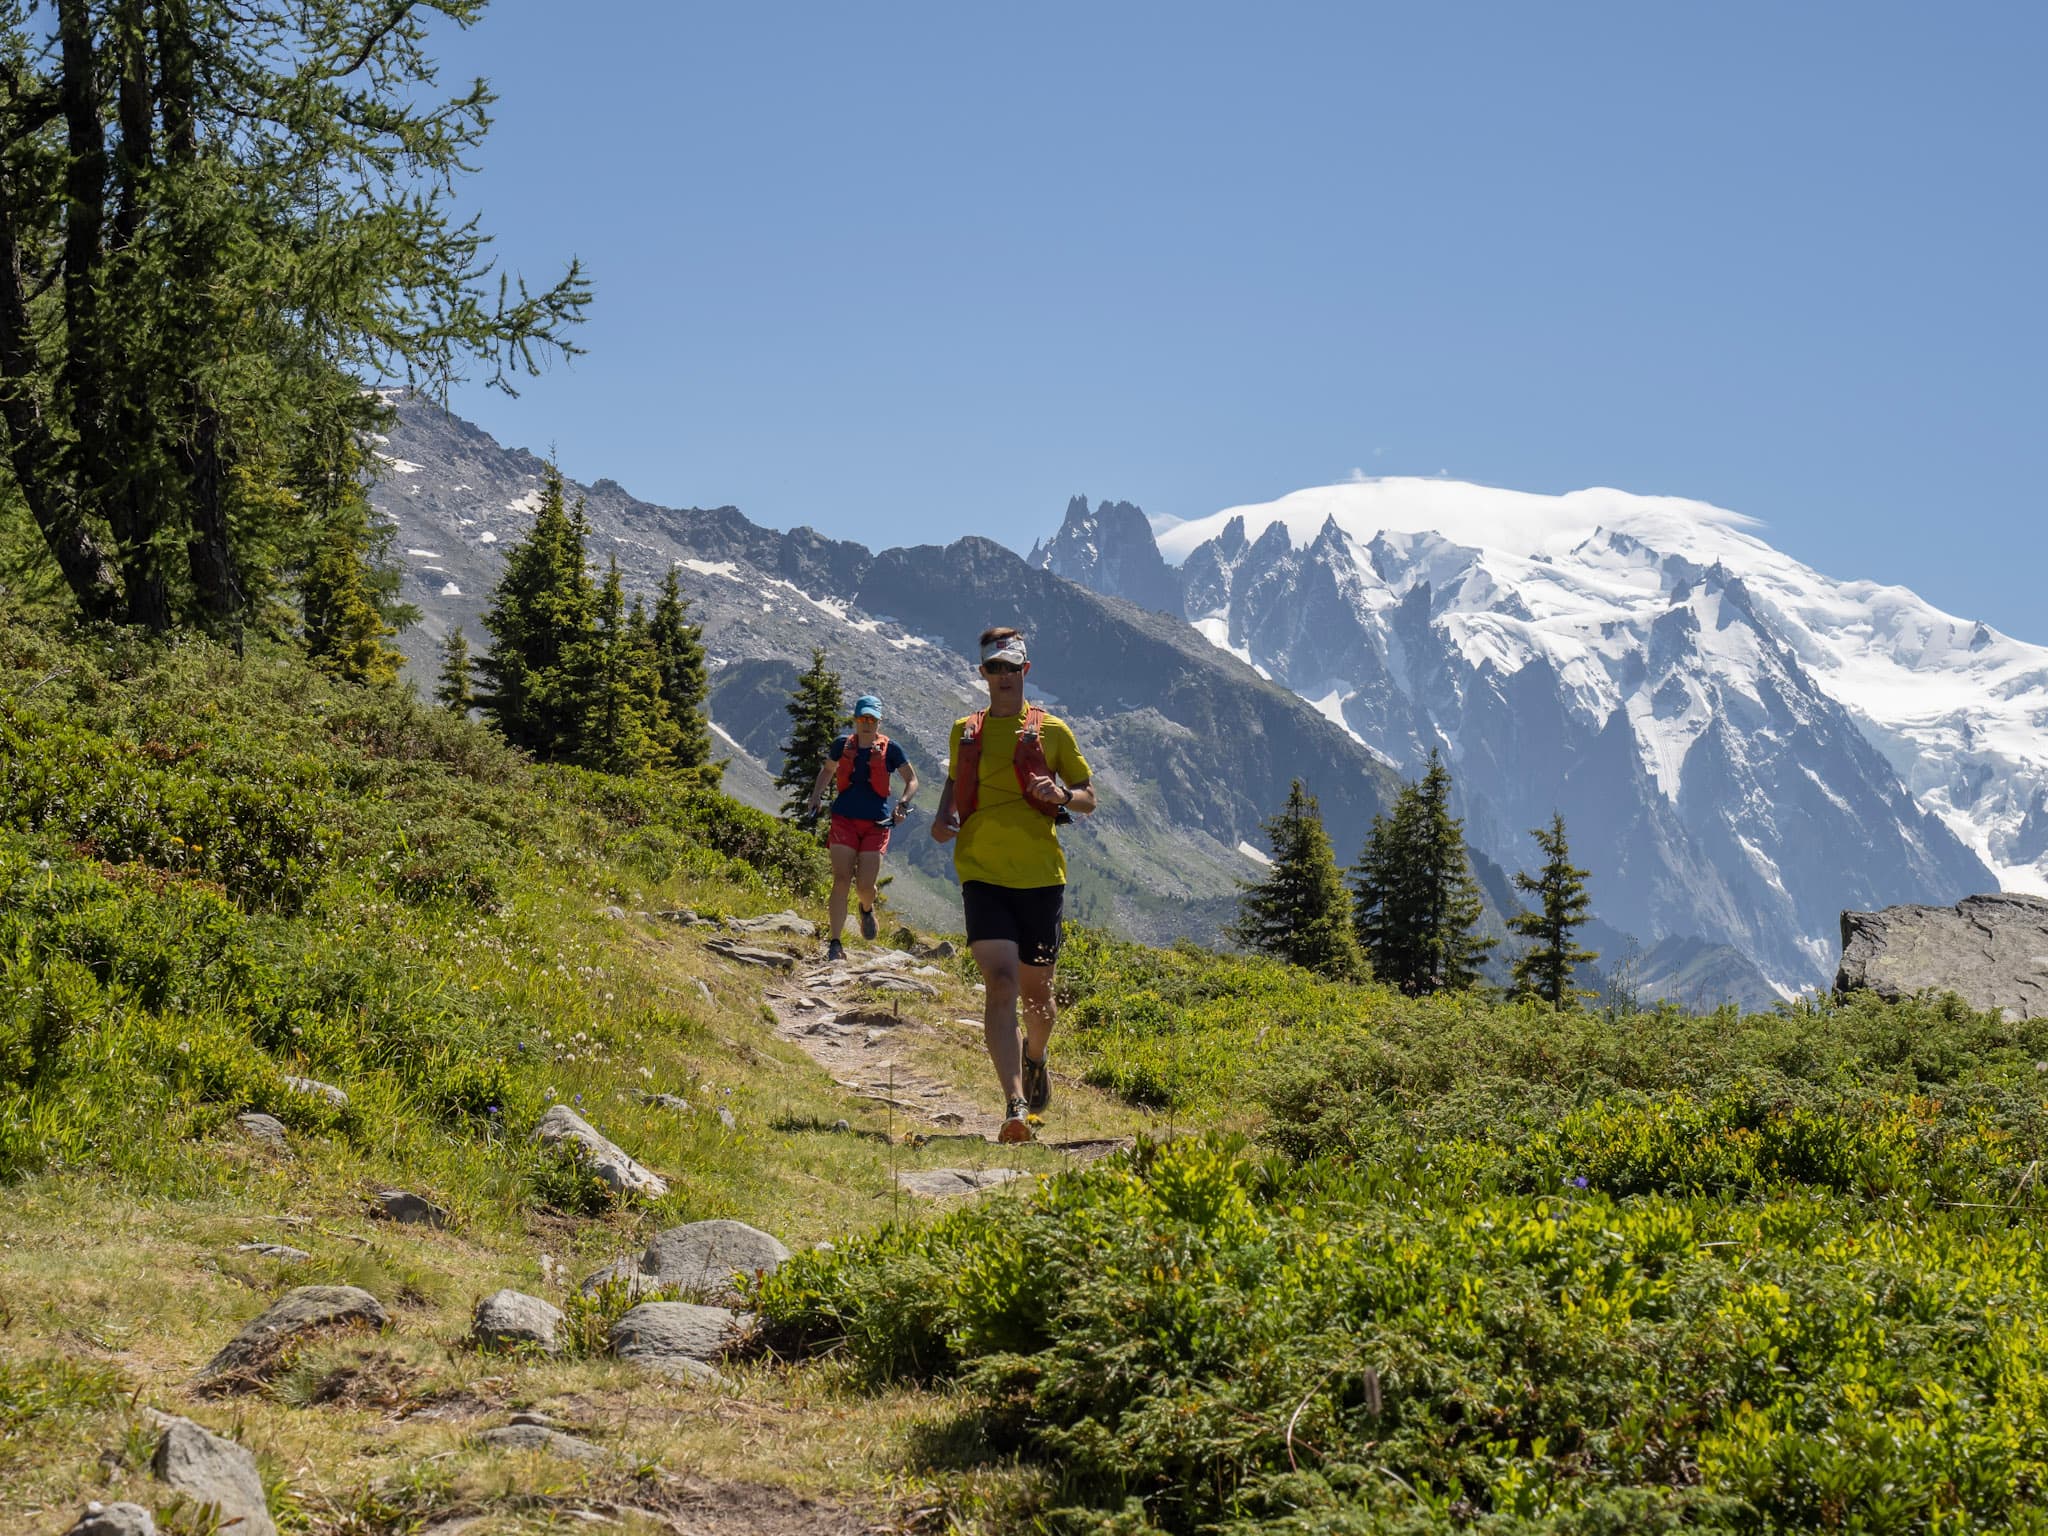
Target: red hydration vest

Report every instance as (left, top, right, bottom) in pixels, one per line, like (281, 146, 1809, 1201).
(834, 734, 893, 797)
(952, 707, 1059, 821)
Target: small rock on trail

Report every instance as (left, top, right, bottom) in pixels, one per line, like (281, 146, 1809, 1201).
(724, 910, 817, 937)
(196, 1285, 388, 1389)
(705, 938, 796, 970)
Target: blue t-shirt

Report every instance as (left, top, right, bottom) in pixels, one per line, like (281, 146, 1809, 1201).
(827, 734, 908, 822)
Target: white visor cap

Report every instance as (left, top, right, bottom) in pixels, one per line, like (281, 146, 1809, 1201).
(980, 635, 1028, 667)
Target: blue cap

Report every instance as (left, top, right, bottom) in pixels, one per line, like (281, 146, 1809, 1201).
(853, 695, 882, 719)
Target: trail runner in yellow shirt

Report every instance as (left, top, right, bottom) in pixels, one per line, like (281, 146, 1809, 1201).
(931, 626, 1097, 1143)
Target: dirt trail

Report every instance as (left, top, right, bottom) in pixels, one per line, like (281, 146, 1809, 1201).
(760, 949, 1132, 1163)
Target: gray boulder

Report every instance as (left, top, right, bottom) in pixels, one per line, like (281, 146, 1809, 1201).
(373, 1190, 448, 1227)
(65, 1504, 156, 1536)
(704, 939, 795, 970)
(472, 1289, 565, 1352)
(608, 1301, 749, 1380)
(584, 1220, 790, 1306)
(474, 1424, 604, 1461)
(235, 1112, 288, 1149)
(281, 1075, 347, 1108)
(150, 1414, 275, 1536)
(196, 1285, 388, 1388)
(532, 1104, 669, 1198)
(1837, 893, 2048, 1021)
(638, 1091, 691, 1112)
(725, 910, 817, 937)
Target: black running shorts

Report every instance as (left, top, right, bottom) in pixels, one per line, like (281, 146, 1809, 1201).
(961, 881, 1066, 968)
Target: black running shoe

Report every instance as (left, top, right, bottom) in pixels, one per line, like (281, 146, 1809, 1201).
(1022, 1050, 1052, 1113)
(859, 905, 879, 940)
(826, 937, 845, 962)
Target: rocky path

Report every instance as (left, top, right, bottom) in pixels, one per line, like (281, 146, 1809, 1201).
(763, 950, 1002, 1139)
(755, 944, 1134, 1168)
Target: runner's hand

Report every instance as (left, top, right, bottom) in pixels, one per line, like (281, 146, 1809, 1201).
(1023, 772, 1064, 807)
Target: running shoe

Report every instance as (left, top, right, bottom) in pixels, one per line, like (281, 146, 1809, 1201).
(997, 1096, 1033, 1144)
(859, 905, 879, 940)
(1022, 1050, 1052, 1113)
(826, 938, 845, 962)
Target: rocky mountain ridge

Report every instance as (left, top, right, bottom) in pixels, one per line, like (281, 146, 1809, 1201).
(369, 398, 1414, 951)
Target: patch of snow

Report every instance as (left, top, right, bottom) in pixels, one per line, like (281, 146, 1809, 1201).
(507, 489, 543, 516)
(477, 530, 496, 544)
(377, 456, 423, 475)
(678, 558, 741, 581)
(406, 548, 441, 559)
(1305, 686, 1366, 746)
(438, 581, 462, 597)
(1237, 839, 1272, 866)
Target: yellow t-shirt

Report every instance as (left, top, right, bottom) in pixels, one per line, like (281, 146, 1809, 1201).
(947, 708, 1092, 889)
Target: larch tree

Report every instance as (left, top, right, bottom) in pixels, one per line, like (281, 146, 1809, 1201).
(1230, 779, 1365, 981)
(0, 0, 588, 636)
(1508, 813, 1600, 1008)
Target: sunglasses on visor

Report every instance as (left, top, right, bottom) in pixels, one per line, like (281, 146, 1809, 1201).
(982, 660, 1023, 675)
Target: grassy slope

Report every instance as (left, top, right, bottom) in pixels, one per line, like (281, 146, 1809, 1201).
(13, 617, 2048, 1536)
(0, 621, 1169, 1533)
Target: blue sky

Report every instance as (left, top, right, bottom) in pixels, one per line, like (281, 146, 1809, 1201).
(434, 2, 2045, 640)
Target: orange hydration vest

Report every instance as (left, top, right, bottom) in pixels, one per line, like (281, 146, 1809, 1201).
(834, 734, 893, 796)
(952, 707, 1058, 821)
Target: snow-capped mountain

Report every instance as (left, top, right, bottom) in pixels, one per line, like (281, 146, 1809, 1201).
(1040, 480, 2037, 992)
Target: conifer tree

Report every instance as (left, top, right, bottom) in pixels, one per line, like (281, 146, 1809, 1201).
(1508, 813, 1599, 1008)
(435, 628, 474, 713)
(1353, 750, 1495, 994)
(571, 558, 674, 775)
(300, 525, 401, 685)
(777, 648, 845, 823)
(649, 565, 716, 779)
(0, 1, 587, 633)
(292, 428, 407, 684)
(475, 465, 594, 759)
(1230, 780, 1365, 980)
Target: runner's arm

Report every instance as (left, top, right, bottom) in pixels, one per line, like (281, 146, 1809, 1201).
(1062, 780, 1097, 815)
(804, 759, 834, 815)
(893, 761, 920, 821)
(930, 777, 957, 842)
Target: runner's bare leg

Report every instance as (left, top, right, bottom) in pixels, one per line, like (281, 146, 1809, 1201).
(972, 938, 1025, 1103)
(1019, 963, 1056, 1063)
(827, 842, 855, 941)
(855, 849, 883, 917)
